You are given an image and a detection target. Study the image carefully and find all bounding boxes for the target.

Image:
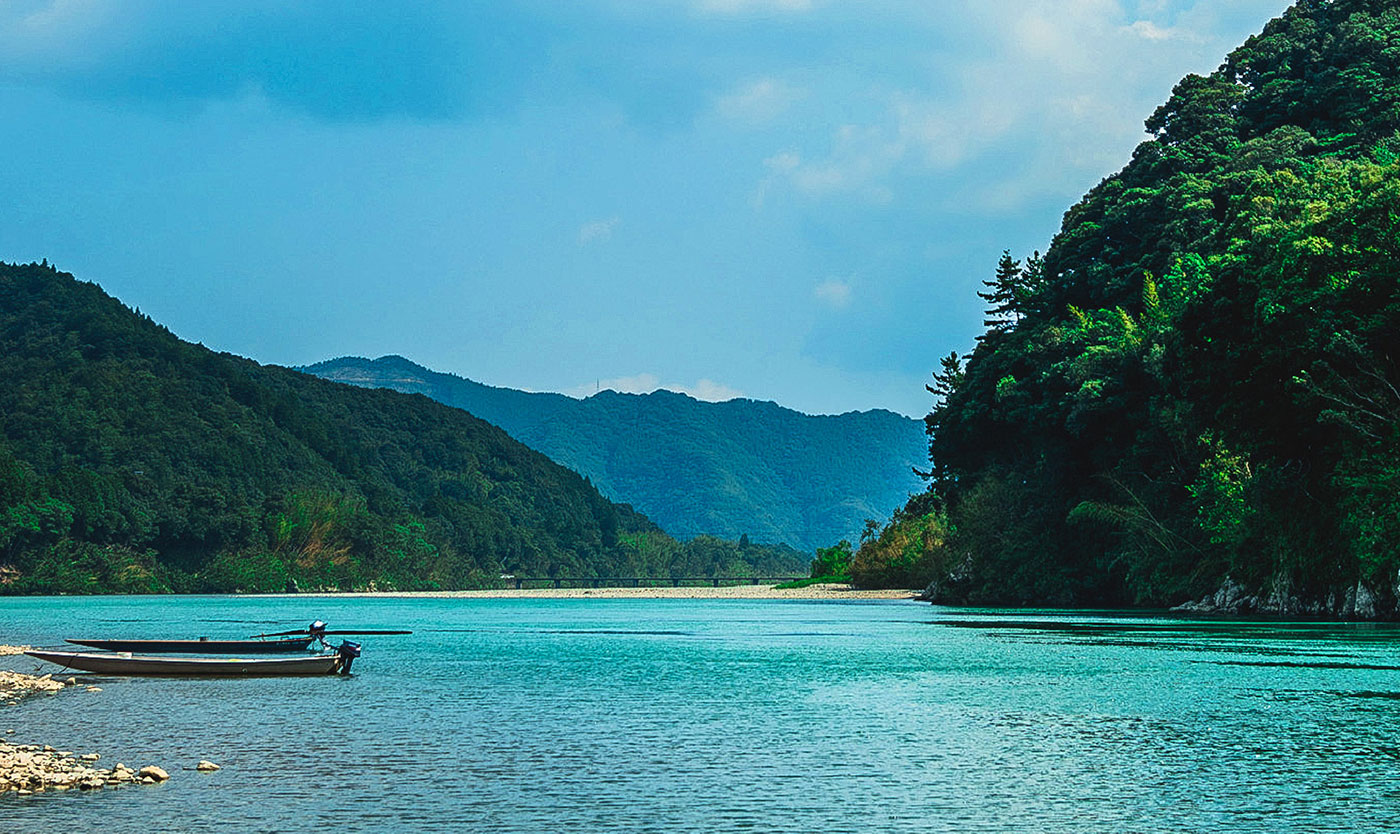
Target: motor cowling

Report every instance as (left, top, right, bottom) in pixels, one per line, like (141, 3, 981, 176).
(335, 640, 361, 675)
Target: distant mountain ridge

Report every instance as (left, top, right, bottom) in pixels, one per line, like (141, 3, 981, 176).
(303, 355, 927, 552)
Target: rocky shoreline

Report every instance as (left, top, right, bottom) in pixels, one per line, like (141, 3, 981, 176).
(1, 743, 170, 794)
(1171, 576, 1400, 619)
(1, 645, 177, 796)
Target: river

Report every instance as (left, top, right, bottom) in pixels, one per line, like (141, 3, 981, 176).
(2, 595, 1398, 832)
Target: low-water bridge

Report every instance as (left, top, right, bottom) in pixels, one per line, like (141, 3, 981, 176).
(502, 576, 807, 590)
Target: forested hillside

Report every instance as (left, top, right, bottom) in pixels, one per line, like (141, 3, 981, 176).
(304, 355, 926, 552)
(0, 263, 801, 593)
(861, 0, 1400, 614)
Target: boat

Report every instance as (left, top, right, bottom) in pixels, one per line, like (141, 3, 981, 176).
(65, 637, 315, 654)
(62, 620, 410, 655)
(25, 643, 360, 677)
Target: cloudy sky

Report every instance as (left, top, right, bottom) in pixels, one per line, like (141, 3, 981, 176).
(0, 0, 1291, 416)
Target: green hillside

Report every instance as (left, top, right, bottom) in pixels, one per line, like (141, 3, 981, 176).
(871, 0, 1400, 613)
(303, 355, 926, 552)
(0, 263, 801, 593)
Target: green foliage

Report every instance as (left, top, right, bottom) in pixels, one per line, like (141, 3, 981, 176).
(910, 0, 1400, 609)
(1187, 435, 1255, 548)
(848, 507, 950, 591)
(611, 530, 803, 580)
(7, 541, 172, 595)
(0, 263, 801, 592)
(197, 550, 294, 595)
(809, 539, 852, 580)
(774, 575, 844, 590)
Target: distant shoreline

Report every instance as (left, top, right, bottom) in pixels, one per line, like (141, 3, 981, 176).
(277, 583, 919, 601)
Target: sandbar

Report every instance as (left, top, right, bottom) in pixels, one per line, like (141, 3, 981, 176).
(290, 583, 920, 601)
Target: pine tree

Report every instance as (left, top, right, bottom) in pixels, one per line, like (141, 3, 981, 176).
(977, 250, 1022, 330)
(926, 352, 964, 402)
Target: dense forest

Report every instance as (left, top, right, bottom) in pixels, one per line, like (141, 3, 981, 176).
(851, 0, 1400, 616)
(0, 263, 802, 593)
(304, 355, 925, 552)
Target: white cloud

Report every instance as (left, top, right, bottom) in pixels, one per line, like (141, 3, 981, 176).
(1126, 19, 1180, 41)
(696, 0, 812, 14)
(814, 278, 852, 309)
(687, 379, 746, 401)
(752, 0, 1284, 212)
(577, 217, 620, 245)
(564, 374, 744, 402)
(758, 127, 896, 204)
(0, 0, 118, 68)
(763, 151, 801, 173)
(716, 77, 803, 123)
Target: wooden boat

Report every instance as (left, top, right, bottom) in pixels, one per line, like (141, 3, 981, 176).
(62, 621, 409, 656)
(65, 637, 315, 654)
(25, 647, 358, 677)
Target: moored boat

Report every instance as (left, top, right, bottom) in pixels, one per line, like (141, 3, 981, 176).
(25, 645, 359, 677)
(62, 620, 410, 655)
(65, 637, 315, 654)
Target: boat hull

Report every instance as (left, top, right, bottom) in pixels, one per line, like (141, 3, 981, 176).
(65, 637, 315, 654)
(26, 650, 344, 677)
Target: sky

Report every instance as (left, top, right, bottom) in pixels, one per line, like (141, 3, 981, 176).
(0, 0, 1293, 417)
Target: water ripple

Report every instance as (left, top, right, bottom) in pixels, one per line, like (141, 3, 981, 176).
(3, 599, 1399, 833)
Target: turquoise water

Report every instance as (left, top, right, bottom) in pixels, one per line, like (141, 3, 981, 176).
(2, 596, 1399, 833)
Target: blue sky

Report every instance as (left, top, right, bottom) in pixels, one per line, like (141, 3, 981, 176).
(0, 0, 1291, 416)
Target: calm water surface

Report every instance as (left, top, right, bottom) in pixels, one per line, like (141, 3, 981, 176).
(2, 596, 1399, 833)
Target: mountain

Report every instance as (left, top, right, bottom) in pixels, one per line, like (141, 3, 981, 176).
(888, 0, 1400, 615)
(302, 355, 927, 552)
(0, 262, 801, 593)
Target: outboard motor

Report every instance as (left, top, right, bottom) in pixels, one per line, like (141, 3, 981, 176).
(308, 620, 328, 639)
(335, 640, 361, 675)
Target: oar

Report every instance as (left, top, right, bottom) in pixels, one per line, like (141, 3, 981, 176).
(248, 628, 412, 638)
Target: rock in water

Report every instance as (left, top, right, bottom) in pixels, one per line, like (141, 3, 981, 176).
(196, 760, 220, 772)
(137, 766, 169, 782)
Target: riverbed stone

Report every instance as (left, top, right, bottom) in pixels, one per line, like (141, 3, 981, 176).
(0, 667, 171, 795)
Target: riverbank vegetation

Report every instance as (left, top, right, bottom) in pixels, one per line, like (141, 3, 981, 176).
(856, 0, 1400, 613)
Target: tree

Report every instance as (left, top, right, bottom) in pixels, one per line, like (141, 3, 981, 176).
(809, 540, 852, 580)
(926, 352, 965, 402)
(978, 251, 1023, 331)
(904, 0, 1400, 611)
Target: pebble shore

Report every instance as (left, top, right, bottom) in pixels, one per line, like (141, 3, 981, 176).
(1, 646, 174, 796)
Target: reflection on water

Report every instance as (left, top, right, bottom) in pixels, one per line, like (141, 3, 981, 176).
(3, 598, 1399, 833)
(1202, 659, 1400, 671)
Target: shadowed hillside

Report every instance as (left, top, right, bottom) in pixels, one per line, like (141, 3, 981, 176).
(304, 355, 927, 552)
